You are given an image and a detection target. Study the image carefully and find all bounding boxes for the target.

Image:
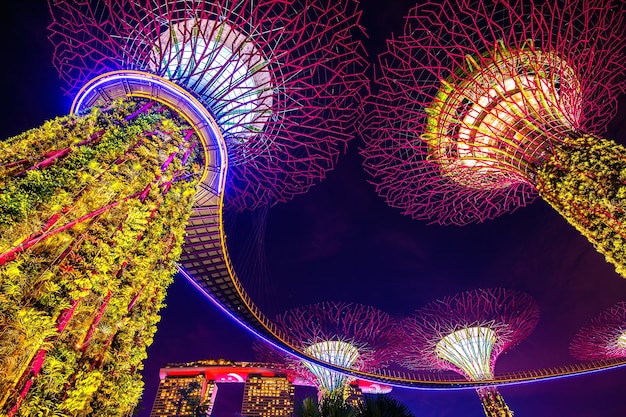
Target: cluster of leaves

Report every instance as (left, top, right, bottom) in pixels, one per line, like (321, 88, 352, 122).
(537, 134, 626, 278)
(296, 393, 415, 417)
(477, 387, 513, 417)
(0, 99, 201, 416)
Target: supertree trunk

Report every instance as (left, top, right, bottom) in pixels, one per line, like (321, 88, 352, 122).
(537, 134, 626, 277)
(0, 99, 200, 415)
(477, 387, 513, 417)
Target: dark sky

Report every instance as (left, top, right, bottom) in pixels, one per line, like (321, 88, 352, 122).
(2, 1, 626, 416)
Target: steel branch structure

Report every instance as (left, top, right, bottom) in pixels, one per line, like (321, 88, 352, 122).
(255, 302, 399, 398)
(399, 288, 540, 417)
(0, 1, 367, 414)
(49, 0, 368, 210)
(570, 301, 626, 361)
(362, 0, 625, 224)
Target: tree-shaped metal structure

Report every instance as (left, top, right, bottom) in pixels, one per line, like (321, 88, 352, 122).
(362, 0, 626, 276)
(255, 302, 399, 400)
(49, 0, 368, 210)
(0, 1, 367, 415)
(399, 289, 540, 417)
(570, 301, 626, 361)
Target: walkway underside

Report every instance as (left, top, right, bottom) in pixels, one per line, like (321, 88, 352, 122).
(179, 193, 626, 389)
(82, 71, 626, 390)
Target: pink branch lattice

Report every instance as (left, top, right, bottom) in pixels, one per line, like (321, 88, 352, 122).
(361, 0, 625, 225)
(48, 0, 368, 210)
(254, 302, 400, 391)
(399, 288, 539, 379)
(570, 301, 626, 361)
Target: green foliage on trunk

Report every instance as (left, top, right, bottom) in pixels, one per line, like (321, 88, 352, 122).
(477, 387, 513, 417)
(537, 134, 626, 278)
(0, 99, 202, 416)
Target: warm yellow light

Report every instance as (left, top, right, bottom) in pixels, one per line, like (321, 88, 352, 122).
(435, 326, 496, 380)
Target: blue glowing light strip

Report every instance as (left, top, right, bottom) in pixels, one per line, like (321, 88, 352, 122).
(177, 265, 626, 390)
(71, 70, 228, 192)
(71, 72, 626, 392)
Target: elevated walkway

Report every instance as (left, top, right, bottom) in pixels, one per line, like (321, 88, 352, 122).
(75, 70, 626, 390)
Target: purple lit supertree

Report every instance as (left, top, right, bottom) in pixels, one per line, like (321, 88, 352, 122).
(49, 0, 368, 210)
(361, 0, 626, 276)
(570, 301, 626, 361)
(254, 302, 399, 401)
(0, 1, 367, 415)
(399, 289, 540, 417)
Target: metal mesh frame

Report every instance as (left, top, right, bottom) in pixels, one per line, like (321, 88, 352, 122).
(570, 301, 626, 361)
(361, 0, 625, 225)
(48, 0, 369, 210)
(254, 302, 400, 393)
(399, 288, 540, 380)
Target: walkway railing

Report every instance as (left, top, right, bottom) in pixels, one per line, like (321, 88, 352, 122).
(178, 190, 626, 389)
(81, 70, 626, 390)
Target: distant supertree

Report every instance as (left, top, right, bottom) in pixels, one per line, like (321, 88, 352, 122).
(0, 1, 366, 415)
(255, 302, 399, 401)
(49, 0, 368, 210)
(399, 289, 540, 417)
(361, 0, 626, 276)
(570, 301, 626, 361)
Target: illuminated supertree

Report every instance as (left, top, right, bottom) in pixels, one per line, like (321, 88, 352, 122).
(0, 1, 366, 415)
(48, 0, 367, 210)
(399, 289, 540, 417)
(255, 302, 399, 401)
(361, 0, 626, 276)
(570, 301, 626, 361)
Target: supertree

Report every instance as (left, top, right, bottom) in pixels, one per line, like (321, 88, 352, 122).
(399, 289, 540, 417)
(49, 0, 368, 210)
(570, 301, 626, 361)
(0, 1, 367, 415)
(254, 302, 400, 402)
(361, 0, 626, 276)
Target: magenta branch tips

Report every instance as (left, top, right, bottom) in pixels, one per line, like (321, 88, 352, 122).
(362, 0, 626, 278)
(49, 0, 369, 210)
(255, 302, 400, 401)
(362, 0, 625, 221)
(400, 288, 540, 417)
(571, 301, 626, 362)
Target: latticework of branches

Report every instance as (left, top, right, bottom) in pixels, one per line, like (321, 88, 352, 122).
(48, 0, 369, 210)
(255, 302, 400, 391)
(399, 288, 540, 379)
(361, 0, 625, 224)
(570, 301, 626, 361)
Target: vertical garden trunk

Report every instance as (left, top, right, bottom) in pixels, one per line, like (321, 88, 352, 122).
(0, 99, 202, 416)
(477, 387, 514, 417)
(537, 134, 626, 278)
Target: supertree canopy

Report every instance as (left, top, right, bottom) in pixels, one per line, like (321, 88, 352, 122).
(0, 1, 367, 415)
(49, 0, 368, 210)
(361, 0, 626, 276)
(255, 302, 399, 399)
(399, 289, 540, 417)
(570, 301, 626, 361)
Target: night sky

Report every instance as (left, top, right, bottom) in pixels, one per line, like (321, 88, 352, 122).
(2, 1, 626, 416)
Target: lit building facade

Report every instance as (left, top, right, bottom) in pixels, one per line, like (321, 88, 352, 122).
(241, 374, 295, 417)
(150, 360, 302, 416)
(343, 382, 365, 408)
(149, 359, 390, 416)
(151, 374, 217, 417)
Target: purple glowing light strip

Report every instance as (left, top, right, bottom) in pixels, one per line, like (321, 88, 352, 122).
(177, 266, 626, 390)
